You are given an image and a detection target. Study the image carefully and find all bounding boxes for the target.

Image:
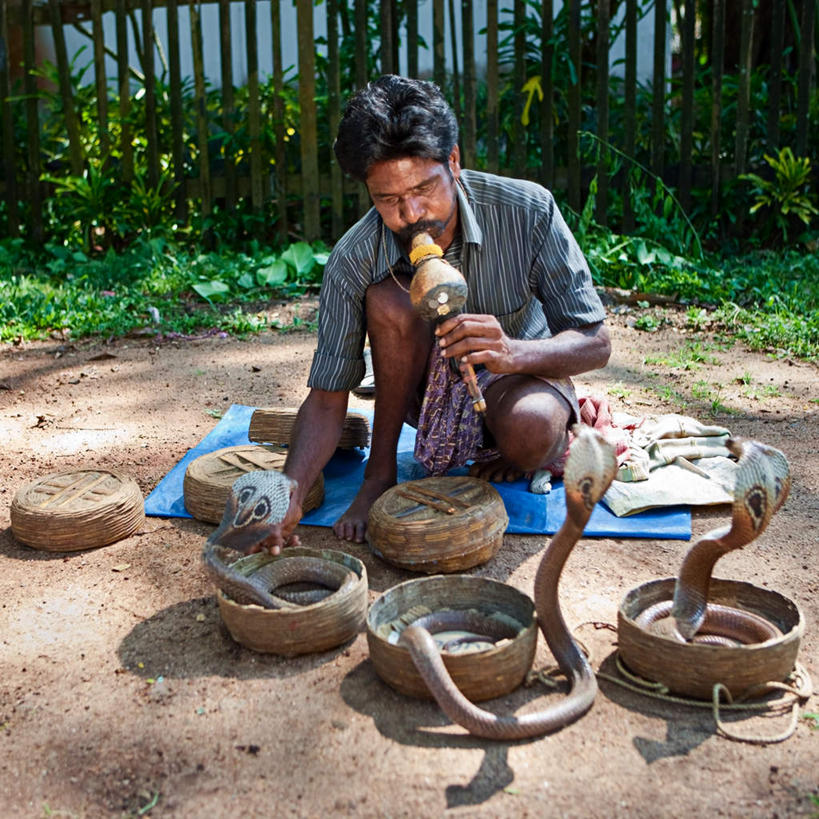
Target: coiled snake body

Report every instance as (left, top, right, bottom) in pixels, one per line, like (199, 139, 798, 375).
(202, 470, 355, 609)
(399, 425, 619, 740)
(636, 438, 790, 645)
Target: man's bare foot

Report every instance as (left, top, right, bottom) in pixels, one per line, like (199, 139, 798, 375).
(469, 457, 531, 483)
(333, 477, 395, 543)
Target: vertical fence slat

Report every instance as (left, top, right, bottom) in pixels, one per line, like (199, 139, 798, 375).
(622, 0, 637, 232)
(734, 0, 754, 175)
(407, 0, 418, 78)
(219, 0, 236, 209)
(595, 0, 610, 226)
(448, 0, 462, 124)
(297, 0, 320, 240)
(795, 0, 816, 156)
(22, 0, 43, 241)
(511, 0, 526, 174)
(433, 0, 445, 89)
(651, 0, 666, 181)
(271, 0, 288, 241)
(115, 0, 133, 185)
(710, 0, 725, 217)
(167, 0, 186, 220)
(766, 0, 786, 150)
(462, 0, 476, 169)
(141, 0, 159, 189)
(486, 0, 499, 173)
(245, 0, 263, 212)
(380, 0, 395, 74)
(328, 0, 344, 236)
(354, 0, 369, 218)
(540, 0, 554, 189)
(567, 0, 581, 209)
(678, 0, 696, 211)
(0, 0, 19, 234)
(49, 0, 84, 177)
(190, 1, 212, 216)
(90, 0, 109, 159)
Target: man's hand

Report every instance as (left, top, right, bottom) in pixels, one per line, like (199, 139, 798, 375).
(435, 313, 519, 373)
(246, 491, 303, 556)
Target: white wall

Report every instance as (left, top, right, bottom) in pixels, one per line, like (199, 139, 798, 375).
(51, 0, 663, 92)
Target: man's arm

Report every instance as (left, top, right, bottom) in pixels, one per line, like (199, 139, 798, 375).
(435, 316, 611, 378)
(255, 388, 350, 554)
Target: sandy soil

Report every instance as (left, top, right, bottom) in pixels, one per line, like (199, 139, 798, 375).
(1, 298, 817, 818)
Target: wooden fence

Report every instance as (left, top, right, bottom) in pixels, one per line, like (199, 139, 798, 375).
(1, 0, 817, 245)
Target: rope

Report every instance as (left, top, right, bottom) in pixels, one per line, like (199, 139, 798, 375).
(597, 652, 813, 745)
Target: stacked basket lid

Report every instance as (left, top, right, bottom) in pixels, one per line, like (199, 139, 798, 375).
(10, 468, 145, 551)
(184, 443, 324, 524)
(248, 407, 371, 449)
(367, 476, 508, 573)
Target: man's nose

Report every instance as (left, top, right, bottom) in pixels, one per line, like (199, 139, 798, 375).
(400, 196, 424, 225)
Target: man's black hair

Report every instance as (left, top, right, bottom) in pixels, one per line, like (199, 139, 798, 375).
(333, 75, 459, 183)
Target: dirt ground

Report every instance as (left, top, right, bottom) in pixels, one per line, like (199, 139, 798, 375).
(1, 297, 817, 818)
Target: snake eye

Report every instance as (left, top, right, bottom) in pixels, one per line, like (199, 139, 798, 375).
(251, 498, 270, 522)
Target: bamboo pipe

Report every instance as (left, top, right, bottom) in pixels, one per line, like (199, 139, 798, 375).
(408, 232, 487, 414)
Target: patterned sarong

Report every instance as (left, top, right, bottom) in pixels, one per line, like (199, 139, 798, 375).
(413, 345, 499, 475)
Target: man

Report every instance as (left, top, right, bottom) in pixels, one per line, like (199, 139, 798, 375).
(262, 75, 610, 552)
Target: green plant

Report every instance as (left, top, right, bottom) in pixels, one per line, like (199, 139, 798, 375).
(741, 148, 819, 245)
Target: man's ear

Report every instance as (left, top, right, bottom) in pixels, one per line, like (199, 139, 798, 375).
(448, 145, 462, 179)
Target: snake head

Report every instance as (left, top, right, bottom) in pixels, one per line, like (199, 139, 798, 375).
(726, 438, 791, 542)
(206, 470, 298, 554)
(563, 425, 618, 512)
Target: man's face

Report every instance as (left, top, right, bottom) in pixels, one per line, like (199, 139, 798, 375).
(365, 147, 461, 251)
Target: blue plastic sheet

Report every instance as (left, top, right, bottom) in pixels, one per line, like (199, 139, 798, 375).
(144, 404, 691, 539)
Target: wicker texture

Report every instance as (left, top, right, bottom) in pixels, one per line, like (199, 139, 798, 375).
(217, 547, 368, 655)
(618, 577, 804, 700)
(10, 468, 144, 551)
(184, 444, 323, 524)
(248, 407, 371, 449)
(367, 476, 508, 573)
(367, 575, 537, 701)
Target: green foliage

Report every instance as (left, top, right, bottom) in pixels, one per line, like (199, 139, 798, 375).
(740, 149, 819, 244)
(0, 236, 328, 342)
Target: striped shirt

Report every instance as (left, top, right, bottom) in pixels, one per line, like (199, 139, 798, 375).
(307, 169, 606, 392)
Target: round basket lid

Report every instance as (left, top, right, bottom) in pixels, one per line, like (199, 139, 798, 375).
(10, 468, 145, 551)
(183, 444, 324, 524)
(248, 407, 371, 449)
(367, 476, 508, 573)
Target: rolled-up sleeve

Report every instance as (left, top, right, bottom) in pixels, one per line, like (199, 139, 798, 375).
(307, 252, 368, 392)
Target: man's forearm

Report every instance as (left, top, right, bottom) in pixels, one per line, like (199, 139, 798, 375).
(283, 389, 349, 506)
(510, 322, 611, 378)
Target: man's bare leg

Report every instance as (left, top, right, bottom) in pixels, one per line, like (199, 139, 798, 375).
(469, 375, 572, 483)
(333, 275, 433, 542)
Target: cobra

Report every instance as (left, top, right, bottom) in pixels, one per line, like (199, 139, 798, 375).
(636, 437, 790, 645)
(399, 425, 618, 740)
(201, 470, 355, 609)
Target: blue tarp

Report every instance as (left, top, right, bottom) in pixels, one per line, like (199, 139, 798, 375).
(144, 403, 691, 539)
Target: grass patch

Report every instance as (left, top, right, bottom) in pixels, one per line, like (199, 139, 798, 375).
(644, 341, 721, 370)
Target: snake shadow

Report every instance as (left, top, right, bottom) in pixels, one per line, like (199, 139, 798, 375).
(116, 596, 356, 681)
(596, 648, 729, 762)
(340, 657, 581, 809)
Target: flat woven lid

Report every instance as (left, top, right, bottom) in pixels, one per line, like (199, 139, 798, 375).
(367, 476, 508, 572)
(10, 468, 145, 551)
(248, 407, 371, 449)
(183, 444, 324, 524)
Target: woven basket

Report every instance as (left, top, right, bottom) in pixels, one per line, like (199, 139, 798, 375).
(216, 547, 368, 655)
(367, 476, 508, 573)
(618, 577, 804, 700)
(183, 444, 324, 524)
(367, 575, 537, 701)
(10, 468, 144, 551)
(248, 407, 371, 449)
